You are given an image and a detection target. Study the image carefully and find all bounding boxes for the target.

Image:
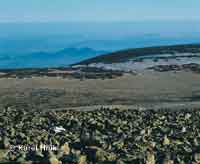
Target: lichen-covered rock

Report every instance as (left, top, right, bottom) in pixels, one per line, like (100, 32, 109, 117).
(0, 150, 8, 161)
(3, 137, 10, 149)
(194, 153, 200, 163)
(163, 158, 174, 164)
(49, 156, 59, 164)
(145, 151, 155, 164)
(1, 107, 200, 163)
(61, 142, 70, 155)
(163, 135, 170, 145)
(78, 155, 87, 164)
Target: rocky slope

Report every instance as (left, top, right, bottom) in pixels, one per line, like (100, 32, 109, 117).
(1, 107, 200, 163)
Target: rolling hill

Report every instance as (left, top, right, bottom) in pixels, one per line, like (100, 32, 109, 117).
(74, 44, 200, 65)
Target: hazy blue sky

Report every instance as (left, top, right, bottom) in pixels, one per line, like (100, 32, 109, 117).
(0, 0, 200, 22)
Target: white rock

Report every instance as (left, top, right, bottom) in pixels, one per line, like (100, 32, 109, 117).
(53, 126, 66, 133)
(181, 127, 186, 133)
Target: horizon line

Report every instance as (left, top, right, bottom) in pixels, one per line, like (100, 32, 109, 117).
(0, 19, 200, 24)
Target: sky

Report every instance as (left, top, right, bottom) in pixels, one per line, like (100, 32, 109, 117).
(0, 0, 200, 22)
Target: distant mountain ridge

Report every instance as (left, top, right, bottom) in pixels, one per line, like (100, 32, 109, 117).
(0, 47, 107, 69)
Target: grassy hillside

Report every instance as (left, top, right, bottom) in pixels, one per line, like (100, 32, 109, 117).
(74, 44, 200, 65)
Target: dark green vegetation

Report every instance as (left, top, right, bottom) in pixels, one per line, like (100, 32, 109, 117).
(1, 107, 200, 163)
(75, 44, 200, 65)
(149, 63, 200, 73)
(0, 67, 123, 80)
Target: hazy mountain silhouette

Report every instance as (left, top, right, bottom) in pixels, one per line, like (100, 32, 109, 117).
(0, 47, 107, 69)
